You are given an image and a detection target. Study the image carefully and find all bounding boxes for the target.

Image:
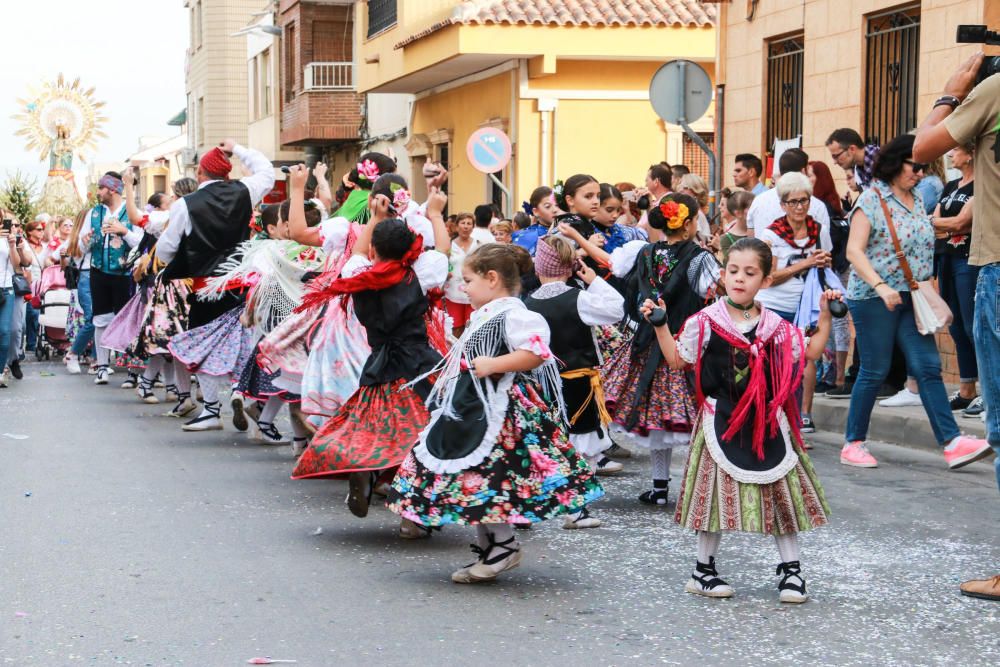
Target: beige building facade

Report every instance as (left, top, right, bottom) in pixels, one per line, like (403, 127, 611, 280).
(184, 0, 261, 172)
(717, 0, 992, 185)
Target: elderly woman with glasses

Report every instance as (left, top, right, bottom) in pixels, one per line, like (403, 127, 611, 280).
(756, 171, 833, 434)
(841, 133, 990, 470)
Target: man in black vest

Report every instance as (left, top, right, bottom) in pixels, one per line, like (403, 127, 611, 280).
(156, 138, 275, 429)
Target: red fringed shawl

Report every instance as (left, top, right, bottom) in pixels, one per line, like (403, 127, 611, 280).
(690, 301, 806, 461)
(295, 233, 424, 313)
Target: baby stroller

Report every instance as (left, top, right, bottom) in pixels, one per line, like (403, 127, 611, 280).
(34, 264, 72, 361)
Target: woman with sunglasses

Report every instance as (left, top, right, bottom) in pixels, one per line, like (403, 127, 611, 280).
(841, 134, 990, 470)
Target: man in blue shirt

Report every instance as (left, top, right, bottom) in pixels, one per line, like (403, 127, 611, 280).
(733, 153, 767, 195)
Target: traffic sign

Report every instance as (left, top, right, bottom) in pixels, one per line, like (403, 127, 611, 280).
(466, 127, 512, 174)
(648, 59, 712, 125)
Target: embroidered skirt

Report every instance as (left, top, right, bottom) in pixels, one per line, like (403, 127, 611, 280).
(387, 380, 604, 527)
(65, 290, 88, 350)
(603, 344, 697, 441)
(168, 306, 257, 377)
(291, 379, 429, 479)
(675, 419, 830, 536)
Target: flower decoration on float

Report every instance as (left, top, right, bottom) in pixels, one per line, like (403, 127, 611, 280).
(357, 159, 380, 183)
(658, 198, 689, 230)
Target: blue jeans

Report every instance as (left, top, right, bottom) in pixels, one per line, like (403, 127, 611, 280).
(846, 293, 960, 446)
(0, 288, 14, 370)
(972, 263, 1000, 492)
(937, 253, 980, 382)
(24, 302, 38, 352)
(71, 269, 94, 356)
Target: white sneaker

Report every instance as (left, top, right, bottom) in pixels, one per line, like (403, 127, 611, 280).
(94, 367, 109, 385)
(0, 369, 9, 388)
(879, 388, 922, 408)
(66, 355, 82, 375)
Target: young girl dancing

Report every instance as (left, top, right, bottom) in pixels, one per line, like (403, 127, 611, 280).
(291, 187, 450, 534)
(561, 194, 720, 506)
(387, 244, 603, 583)
(645, 237, 833, 603)
(524, 235, 625, 527)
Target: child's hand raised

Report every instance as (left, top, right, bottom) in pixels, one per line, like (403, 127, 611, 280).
(639, 298, 666, 320)
(557, 222, 581, 240)
(287, 164, 309, 189)
(819, 288, 844, 314)
(575, 262, 597, 285)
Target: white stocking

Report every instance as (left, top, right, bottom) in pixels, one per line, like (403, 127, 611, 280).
(198, 374, 220, 404)
(697, 530, 722, 563)
(775, 534, 800, 563)
(650, 447, 672, 485)
(259, 396, 283, 424)
(173, 359, 191, 395)
(162, 360, 175, 385)
(143, 355, 165, 382)
(486, 524, 514, 542)
(94, 325, 110, 366)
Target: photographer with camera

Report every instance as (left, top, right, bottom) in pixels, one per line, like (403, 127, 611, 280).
(913, 37, 1000, 601)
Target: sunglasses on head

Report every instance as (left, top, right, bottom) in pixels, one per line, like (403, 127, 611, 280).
(904, 159, 927, 173)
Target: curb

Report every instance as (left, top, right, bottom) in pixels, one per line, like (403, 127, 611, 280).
(811, 395, 986, 452)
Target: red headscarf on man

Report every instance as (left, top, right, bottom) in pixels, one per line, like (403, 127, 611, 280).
(200, 147, 232, 180)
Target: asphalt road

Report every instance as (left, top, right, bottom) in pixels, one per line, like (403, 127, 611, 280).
(2, 361, 999, 666)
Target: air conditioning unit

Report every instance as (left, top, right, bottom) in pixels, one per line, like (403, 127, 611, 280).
(181, 148, 198, 166)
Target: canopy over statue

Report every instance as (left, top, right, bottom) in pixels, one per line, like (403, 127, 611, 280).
(12, 74, 108, 216)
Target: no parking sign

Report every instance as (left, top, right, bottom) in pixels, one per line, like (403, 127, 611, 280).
(466, 127, 512, 174)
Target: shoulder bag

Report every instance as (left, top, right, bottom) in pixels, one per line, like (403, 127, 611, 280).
(879, 197, 952, 335)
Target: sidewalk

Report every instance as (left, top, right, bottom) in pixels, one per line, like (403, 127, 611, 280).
(812, 394, 987, 451)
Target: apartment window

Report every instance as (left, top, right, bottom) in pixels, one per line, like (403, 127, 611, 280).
(196, 97, 205, 146)
(285, 22, 297, 102)
(367, 0, 397, 38)
(765, 34, 804, 150)
(194, 0, 203, 49)
(682, 133, 716, 182)
(251, 56, 260, 120)
(864, 5, 921, 146)
(261, 48, 272, 117)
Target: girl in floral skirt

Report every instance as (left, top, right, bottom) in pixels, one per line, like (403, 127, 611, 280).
(388, 244, 604, 584)
(291, 184, 451, 536)
(560, 194, 720, 507)
(645, 237, 833, 603)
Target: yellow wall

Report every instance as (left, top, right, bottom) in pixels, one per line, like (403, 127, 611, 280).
(411, 72, 513, 213)
(719, 0, 984, 188)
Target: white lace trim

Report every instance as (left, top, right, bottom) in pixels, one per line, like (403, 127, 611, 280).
(412, 373, 514, 474)
(701, 396, 799, 484)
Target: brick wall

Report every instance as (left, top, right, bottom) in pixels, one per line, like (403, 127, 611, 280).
(278, 0, 362, 146)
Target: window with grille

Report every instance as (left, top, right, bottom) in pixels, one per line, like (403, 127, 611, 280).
(864, 5, 920, 147)
(367, 0, 397, 38)
(682, 133, 716, 183)
(284, 23, 297, 103)
(765, 34, 804, 152)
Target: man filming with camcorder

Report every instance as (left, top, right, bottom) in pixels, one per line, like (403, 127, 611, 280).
(914, 24, 1000, 603)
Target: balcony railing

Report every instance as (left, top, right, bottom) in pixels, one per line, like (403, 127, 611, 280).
(303, 62, 355, 91)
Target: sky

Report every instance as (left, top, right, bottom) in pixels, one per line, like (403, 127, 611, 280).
(2, 0, 188, 192)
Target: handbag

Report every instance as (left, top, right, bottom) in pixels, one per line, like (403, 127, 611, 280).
(879, 198, 953, 335)
(64, 263, 80, 290)
(11, 272, 31, 297)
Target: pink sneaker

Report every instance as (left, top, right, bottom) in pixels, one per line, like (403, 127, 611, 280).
(840, 441, 878, 468)
(943, 436, 995, 470)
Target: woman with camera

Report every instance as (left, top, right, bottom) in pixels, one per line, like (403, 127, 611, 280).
(0, 212, 28, 387)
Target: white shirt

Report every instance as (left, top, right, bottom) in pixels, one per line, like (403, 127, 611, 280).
(444, 237, 483, 304)
(0, 239, 17, 289)
(747, 187, 830, 237)
(756, 223, 832, 314)
(471, 227, 494, 245)
(156, 144, 275, 264)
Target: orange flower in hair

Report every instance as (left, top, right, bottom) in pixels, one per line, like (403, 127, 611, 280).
(658, 200, 689, 230)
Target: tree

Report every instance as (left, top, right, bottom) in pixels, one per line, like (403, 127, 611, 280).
(0, 171, 40, 223)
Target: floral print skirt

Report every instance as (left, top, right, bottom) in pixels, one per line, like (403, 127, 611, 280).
(675, 420, 830, 536)
(387, 380, 605, 527)
(292, 379, 429, 479)
(603, 344, 697, 439)
(127, 279, 190, 359)
(168, 306, 256, 377)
